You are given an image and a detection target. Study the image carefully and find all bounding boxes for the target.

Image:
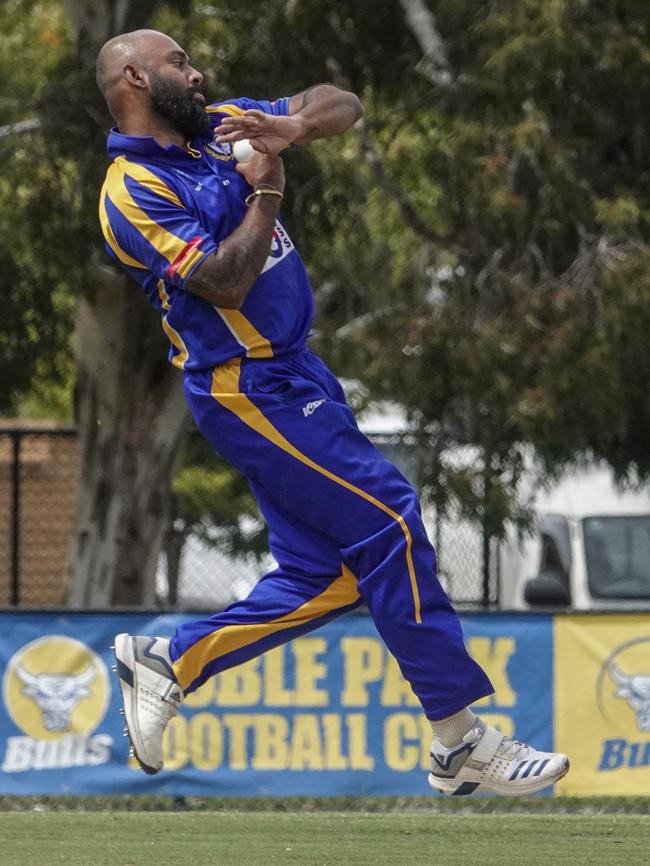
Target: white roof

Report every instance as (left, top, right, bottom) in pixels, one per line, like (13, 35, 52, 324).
(533, 465, 650, 519)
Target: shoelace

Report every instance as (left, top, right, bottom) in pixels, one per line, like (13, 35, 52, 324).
(141, 687, 178, 725)
(497, 736, 532, 761)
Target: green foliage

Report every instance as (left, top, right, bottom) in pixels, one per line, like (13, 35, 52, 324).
(0, 0, 75, 413)
(297, 0, 650, 528)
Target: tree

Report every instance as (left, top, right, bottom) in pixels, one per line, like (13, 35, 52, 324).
(4, 0, 649, 608)
(0, 0, 74, 416)
(281, 0, 650, 545)
(55, 0, 199, 607)
(0, 0, 189, 606)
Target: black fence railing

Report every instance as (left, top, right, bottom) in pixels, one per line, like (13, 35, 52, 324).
(0, 426, 498, 609)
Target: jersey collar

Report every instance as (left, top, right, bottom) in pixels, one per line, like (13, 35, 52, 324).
(106, 128, 206, 163)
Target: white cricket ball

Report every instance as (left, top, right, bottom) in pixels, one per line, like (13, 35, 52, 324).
(233, 139, 255, 162)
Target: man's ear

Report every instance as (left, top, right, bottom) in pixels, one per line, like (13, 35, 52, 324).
(124, 64, 147, 89)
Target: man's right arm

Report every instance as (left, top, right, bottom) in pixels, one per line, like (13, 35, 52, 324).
(185, 151, 285, 310)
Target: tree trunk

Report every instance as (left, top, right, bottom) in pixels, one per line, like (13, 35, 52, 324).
(67, 262, 188, 607)
(59, 0, 190, 607)
(62, 0, 161, 51)
(162, 499, 186, 609)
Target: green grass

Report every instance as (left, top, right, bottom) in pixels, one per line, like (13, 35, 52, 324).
(0, 811, 648, 866)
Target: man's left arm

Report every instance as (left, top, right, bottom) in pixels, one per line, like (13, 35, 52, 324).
(213, 85, 362, 154)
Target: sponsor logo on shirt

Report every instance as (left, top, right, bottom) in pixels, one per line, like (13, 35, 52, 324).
(302, 399, 325, 418)
(262, 221, 294, 273)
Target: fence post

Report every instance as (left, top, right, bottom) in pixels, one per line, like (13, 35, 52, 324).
(481, 531, 491, 608)
(10, 431, 21, 606)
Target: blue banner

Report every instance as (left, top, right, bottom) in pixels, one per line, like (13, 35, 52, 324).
(0, 612, 552, 796)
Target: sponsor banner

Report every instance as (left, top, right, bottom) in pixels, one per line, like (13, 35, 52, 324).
(0, 612, 551, 796)
(555, 615, 650, 796)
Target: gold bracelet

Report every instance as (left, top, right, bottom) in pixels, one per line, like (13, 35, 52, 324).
(245, 185, 284, 206)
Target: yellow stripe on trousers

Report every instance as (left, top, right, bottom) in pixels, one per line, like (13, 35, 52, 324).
(209, 358, 423, 624)
(173, 565, 360, 691)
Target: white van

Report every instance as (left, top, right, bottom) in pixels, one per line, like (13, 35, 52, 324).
(500, 465, 650, 610)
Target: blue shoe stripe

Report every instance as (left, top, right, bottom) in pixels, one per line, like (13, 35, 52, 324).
(533, 758, 550, 777)
(143, 638, 177, 681)
(453, 782, 480, 796)
(116, 658, 134, 687)
(429, 741, 475, 774)
(509, 760, 526, 781)
(521, 760, 538, 779)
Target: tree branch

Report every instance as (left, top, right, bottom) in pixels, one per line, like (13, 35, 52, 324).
(356, 119, 466, 254)
(396, 0, 454, 88)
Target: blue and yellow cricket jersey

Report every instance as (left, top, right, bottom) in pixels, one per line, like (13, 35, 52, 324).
(99, 97, 314, 370)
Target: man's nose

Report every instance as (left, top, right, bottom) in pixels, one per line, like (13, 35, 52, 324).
(189, 67, 203, 87)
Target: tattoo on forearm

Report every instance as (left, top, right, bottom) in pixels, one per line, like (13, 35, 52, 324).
(187, 201, 280, 308)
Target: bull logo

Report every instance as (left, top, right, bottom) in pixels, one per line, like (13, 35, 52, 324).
(14, 662, 96, 732)
(597, 636, 650, 732)
(3, 636, 110, 742)
(609, 663, 650, 732)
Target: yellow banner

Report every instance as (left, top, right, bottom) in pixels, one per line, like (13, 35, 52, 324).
(555, 615, 650, 795)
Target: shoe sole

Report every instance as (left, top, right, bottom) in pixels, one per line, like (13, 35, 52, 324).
(113, 633, 160, 776)
(429, 757, 570, 796)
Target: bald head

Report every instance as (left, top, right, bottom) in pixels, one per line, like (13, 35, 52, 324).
(96, 30, 209, 140)
(96, 30, 182, 99)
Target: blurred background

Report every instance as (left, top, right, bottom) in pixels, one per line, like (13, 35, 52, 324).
(1, 0, 649, 614)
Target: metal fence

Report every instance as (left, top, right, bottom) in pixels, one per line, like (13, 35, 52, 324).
(0, 426, 497, 609)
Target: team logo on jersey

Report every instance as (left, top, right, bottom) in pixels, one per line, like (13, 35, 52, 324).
(1, 636, 113, 772)
(205, 137, 235, 160)
(597, 637, 650, 731)
(261, 221, 294, 273)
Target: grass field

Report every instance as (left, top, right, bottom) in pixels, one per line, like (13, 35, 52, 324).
(0, 810, 648, 866)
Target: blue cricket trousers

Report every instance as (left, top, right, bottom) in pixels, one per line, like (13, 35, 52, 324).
(169, 349, 493, 719)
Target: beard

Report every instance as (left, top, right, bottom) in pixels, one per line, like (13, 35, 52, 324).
(148, 72, 212, 140)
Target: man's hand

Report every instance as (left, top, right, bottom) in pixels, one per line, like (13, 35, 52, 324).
(215, 87, 362, 154)
(235, 150, 285, 194)
(215, 110, 305, 155)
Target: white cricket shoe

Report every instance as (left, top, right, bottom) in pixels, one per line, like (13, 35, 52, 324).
(113, 634, 183, 775)
(428, 719, 569, 796)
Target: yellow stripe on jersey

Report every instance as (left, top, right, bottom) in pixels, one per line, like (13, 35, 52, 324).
(177, 245, 205, 280)
(210, 359, 423, 624)
(104, 162, 193, 264)
(172, 566, 359, 691)
(205, 103, 246, 116)
(157, 280, 190, 368)
(98, 184, 147, 270)
(157, 278, 171, 311)
(114, 157, 183, 208)
(216, 309, 274, 359)
(161, 315, 189, 369)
